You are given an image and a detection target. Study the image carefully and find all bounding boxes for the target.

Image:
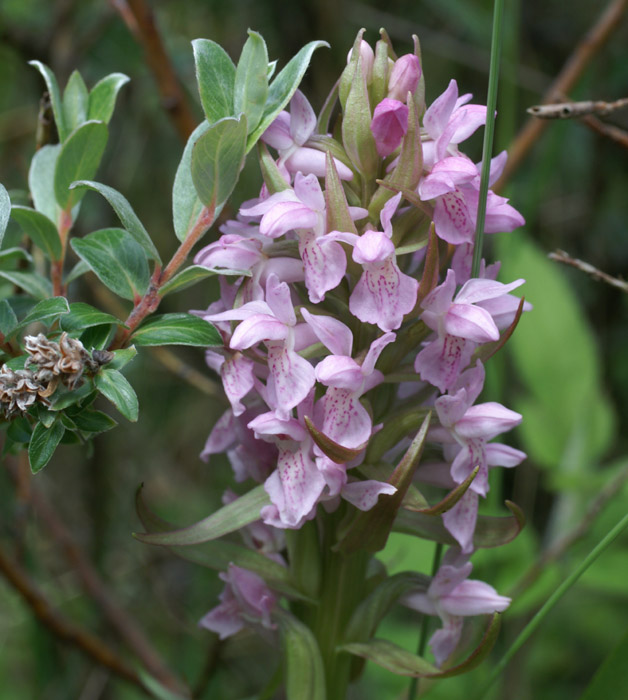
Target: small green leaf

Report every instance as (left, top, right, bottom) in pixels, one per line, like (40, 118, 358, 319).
(133, 484, 270, 546)
(54, 121, 109, 209)
(59, 302, 124, 333)
(0, 248, 33, 270)
(62, 70, 89, 132)
(7, 416, 32, 444)
(71, 409, 117, 434)
(64, 260, 91, 285)
(29, 61, 67, 141)
(191, 115, 247, 207)
(0, 270, 52, 300)
(247, 40, 329, 151)
(95, 368, 138, 421)
(29, 420, 65, 474)
(80, 324, 116, 351)
(0, 300, 18, 336)
(87, 73, 130, 123)
(0, 184, 10, 247)
(28, 144, 61, 224)
(71, 228, 150, 301)
(10, 206, 62, 260)
(137, 672, 188, 700)
(234, 30, 269, 134)
(172, 120, 209, 242)
(11, 297, 70, 336)
(159, 264, 249, 298)
(192, 39, 236, 124)
(70, 180, 160, 262)
(131, 313, 221, 347)
(107, 346, 137, 370)
(276, 610, 326, 700)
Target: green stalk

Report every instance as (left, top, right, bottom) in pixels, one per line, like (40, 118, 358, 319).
(408, 542, 443, 700)
(473, 511, 628, 700)
(471, 0, 506, 279)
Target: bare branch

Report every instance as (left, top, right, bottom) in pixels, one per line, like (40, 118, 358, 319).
(549, 249, 628, 293)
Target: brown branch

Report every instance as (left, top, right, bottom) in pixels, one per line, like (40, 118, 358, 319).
(549, 249, 628, 293)
(110, 0, 197, 142)
(4, 458, 189, 694)
(495, 0, 628, 191)
(580, 114, 628, 149)
(0, 542, 146, 693)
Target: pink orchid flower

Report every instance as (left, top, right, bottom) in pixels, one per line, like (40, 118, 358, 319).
(262, 89, 353, 180)
(331, 193, 419, 331)
(403, 549, 510, 666)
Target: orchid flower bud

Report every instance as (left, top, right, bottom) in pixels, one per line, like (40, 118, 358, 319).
(370, 98, 409, 157)
(346, 40, 375, 83)
(387, 54, 421, 102)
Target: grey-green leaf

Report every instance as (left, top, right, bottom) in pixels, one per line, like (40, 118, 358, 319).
(0, 300, 18, 336)
(59, 302, 124, 333)
(54, 121, 109, 209)
(133, 484, 270, 545)
(29, 144, 61, 224)
(29, 420, 65, 474)
(10, 206, 62, 260)
(0, 271, 53, 300)
(159, 264, 248, 297)
(234, 30, 269, 134)
(192, 38, 236, 124)
(29, 61, 68, 141)
(62, 70, 89, 132)
(0, 184, 10, 247)
(191, 115, 247, 207)
(95, 368, 138, 421)
(71, 228, 150, 301)
(88, 73, 130, 123)
(12, 297, 70, 336)
(246, 40, 329, 151)
(277, 610, 327, 700)
(172, 120, 209, 242)
(70, 180, 160, 262)
(131, 313, 221, 347)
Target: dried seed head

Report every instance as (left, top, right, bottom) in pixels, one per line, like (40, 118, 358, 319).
(24, 333, 61, 371)
(0, 365, 48, 417)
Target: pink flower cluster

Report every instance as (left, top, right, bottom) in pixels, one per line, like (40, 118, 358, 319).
(195, 38, 528, 666)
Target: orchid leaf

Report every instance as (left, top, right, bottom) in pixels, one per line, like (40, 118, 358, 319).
(276, 609, 326, 700)
(87, 73, 130, 123)
(134, 484, 270, 546)
(337, 413, 431, 554)
(304, 416, 367, 464)
(247, 40, 329, 151)
(192, 39, 236, 124)
(345, 572, 430, 644)
(258, 142, 291, 194)
(411, 465, 480, 516)
(340, 613, 501, 678)
(324, 151, 358, 235)
(54, 121, 108, 209)
(135, 486, 309, 600)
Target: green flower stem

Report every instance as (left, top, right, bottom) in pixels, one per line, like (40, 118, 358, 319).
(473, 510, 628, 700)
(471, 0, 506, 280)
(408, 541, 443, 700)
(314, 511, 369, 700)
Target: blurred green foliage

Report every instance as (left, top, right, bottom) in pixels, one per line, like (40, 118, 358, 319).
(1, 0, 628, 698)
